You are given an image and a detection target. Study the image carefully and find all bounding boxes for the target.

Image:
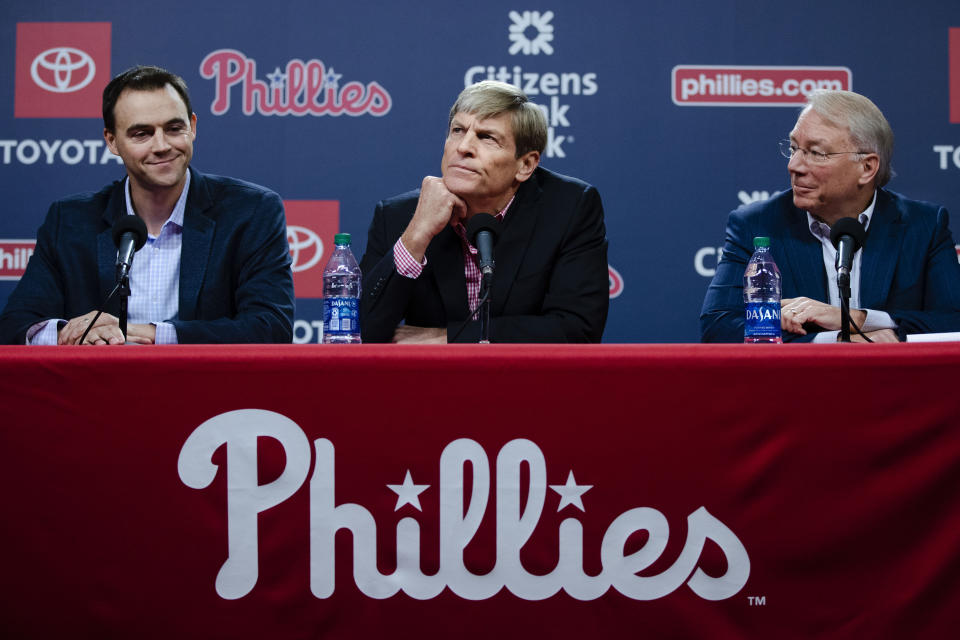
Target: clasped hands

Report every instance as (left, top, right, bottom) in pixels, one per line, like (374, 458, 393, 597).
(780, 297, 898, 342)
(57, 310, 156, 345)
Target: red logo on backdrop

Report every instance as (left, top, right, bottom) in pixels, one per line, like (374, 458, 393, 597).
(284, 200, 340, 298)
(950, 28, 960, 123)
(608, 265, 623, 299)
(672, 65, 851, 107)
(15, 22, 111, 119)
(0, 240, 36, 280)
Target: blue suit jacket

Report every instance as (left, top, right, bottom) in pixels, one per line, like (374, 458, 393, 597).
(359, 167, 609, 343)
(700, 188, 960, 342)
(0, 168, 295, 344)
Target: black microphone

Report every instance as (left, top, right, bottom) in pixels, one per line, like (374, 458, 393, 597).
(466, 213, 500, 280)
(829, 217, 867, 288)
(112, 215, 148, 281)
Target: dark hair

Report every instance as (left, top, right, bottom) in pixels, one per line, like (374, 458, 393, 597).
(102, 65, 193, 132)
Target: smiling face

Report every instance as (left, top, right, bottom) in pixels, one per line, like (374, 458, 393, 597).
(440, 110, 538, 215)
(104, 84, 196, 196)
(787, 108, 877, 224)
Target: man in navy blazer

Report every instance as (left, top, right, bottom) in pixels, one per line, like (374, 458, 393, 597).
(360, 81, 608, 343)
(701, 90, 960, 343)
(0, 65, 294, 345)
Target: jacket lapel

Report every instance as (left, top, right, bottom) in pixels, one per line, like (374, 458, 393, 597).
(97, 180, 128, 303)
(490, 176, 542, 315)
(178, 169, 215, 320)
(859, 190, 904, 309)
(780, 200, 828, 302)
(427, 226, 470, 320)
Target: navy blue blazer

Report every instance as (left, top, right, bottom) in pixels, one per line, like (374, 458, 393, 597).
(700, 188, 960, 342)
(359, 167, 609, 343)
(0, 168, 295, 344)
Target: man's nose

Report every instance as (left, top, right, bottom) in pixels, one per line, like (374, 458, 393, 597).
(787, 148, 806, 172)
(456, 132, 476, 155)
(150, 129, 172, 153)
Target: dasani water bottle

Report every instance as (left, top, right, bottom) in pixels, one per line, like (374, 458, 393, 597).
(743, 236, 782, 344)
(322, 233, 362, 344)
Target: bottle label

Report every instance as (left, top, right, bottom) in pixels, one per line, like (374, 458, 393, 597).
(323, 297, 360, 335)
(744, 302, 782, 338)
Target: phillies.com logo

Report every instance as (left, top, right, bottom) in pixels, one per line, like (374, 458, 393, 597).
(15, 22, 111, 119)
(200, 49, 392, 117)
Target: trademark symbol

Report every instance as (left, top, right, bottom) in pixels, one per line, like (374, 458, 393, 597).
(748, 595, 766, 606)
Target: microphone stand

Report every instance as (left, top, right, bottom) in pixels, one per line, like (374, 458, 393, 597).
(479, 271, 492, 344)
(117, 267, 130, 342)
(838, 272, 851, 343)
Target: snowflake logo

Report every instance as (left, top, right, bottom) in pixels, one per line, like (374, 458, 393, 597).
(508, 10, 555, 56)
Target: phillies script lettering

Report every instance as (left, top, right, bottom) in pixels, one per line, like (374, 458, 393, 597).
(199, 49, 392, 117)
(178, 409, 750, 601)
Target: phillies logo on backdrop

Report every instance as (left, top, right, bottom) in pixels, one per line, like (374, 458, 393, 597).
(0, 240, 36, 280)
(199, 49, 392, 117)
(15, 22, 111, 118)
(284, 200, 339, 298)
(179, 409, 751, 602)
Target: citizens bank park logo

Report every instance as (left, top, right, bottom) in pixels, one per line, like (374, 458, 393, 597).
(199, 50, 391, 117)
(672, 66, 851, 107)
(15, 22, 111, 118)
(465, 10, 598, 158)
(284, 200, 339, 298)
(179, 409, 750, 601)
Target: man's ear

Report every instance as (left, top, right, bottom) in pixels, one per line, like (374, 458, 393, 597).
(515, 150, 540, 183)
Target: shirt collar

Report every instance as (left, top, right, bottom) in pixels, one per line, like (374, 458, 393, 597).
(123, 170, 191, 234)
(455, 194, 516, 242)
(806, 189, 876, 243)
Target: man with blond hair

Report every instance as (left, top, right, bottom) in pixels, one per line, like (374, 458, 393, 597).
(360, 81, 609, 343)
(701, 89, 960, 342)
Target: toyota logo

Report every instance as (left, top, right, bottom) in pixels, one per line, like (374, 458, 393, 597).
(287, 225, 324, 272)
(30, 47, 97, 93)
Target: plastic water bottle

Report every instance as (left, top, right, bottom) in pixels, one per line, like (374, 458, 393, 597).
(322, 233, 362, 344)
(743, 236, 782, 344)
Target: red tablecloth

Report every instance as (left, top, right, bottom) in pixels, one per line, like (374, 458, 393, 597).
(2, 344, 959, 638)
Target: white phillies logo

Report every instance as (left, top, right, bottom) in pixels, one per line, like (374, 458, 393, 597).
(179, 409, 750, 601)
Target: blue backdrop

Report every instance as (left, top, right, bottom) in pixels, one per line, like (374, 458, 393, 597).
(2, 0, 958, 342)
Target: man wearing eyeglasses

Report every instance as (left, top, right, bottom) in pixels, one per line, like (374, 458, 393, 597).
(700, 89, 960, 343)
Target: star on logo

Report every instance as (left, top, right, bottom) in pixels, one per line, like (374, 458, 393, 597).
(323, 67, 343, 90)
(508, 10, 555, 56)
(549, 470, 592, 512)
(387, 470, 430, 512)
(266, 67, 286, 91)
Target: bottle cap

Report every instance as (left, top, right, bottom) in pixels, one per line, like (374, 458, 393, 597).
(334, 233, 351, 246)
(753, 236, 771, 248)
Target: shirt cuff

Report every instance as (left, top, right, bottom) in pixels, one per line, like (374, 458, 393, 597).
(153, 322, 179, 345)
(393, 237, 426, 279)
(812, 330, 840, 343)
(861, 309, 896, 332)
(27, 319, 63, 345)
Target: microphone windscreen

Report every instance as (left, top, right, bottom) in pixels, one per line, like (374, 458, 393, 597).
(829, 217, 866, 251)
(466, 213, 500, 246)
(112, 215, 148, 251)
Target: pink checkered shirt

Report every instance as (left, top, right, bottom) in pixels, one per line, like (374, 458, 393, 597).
(393, 196, 514, 312)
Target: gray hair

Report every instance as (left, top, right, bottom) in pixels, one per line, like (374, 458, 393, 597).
(448, 80, 547, 157)
(803, 89, 894, 187)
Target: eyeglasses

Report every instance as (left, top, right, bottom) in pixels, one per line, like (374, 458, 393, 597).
(779, 140, 870, 164)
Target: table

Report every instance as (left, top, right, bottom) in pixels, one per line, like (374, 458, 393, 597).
(2, 344, 959, 638)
